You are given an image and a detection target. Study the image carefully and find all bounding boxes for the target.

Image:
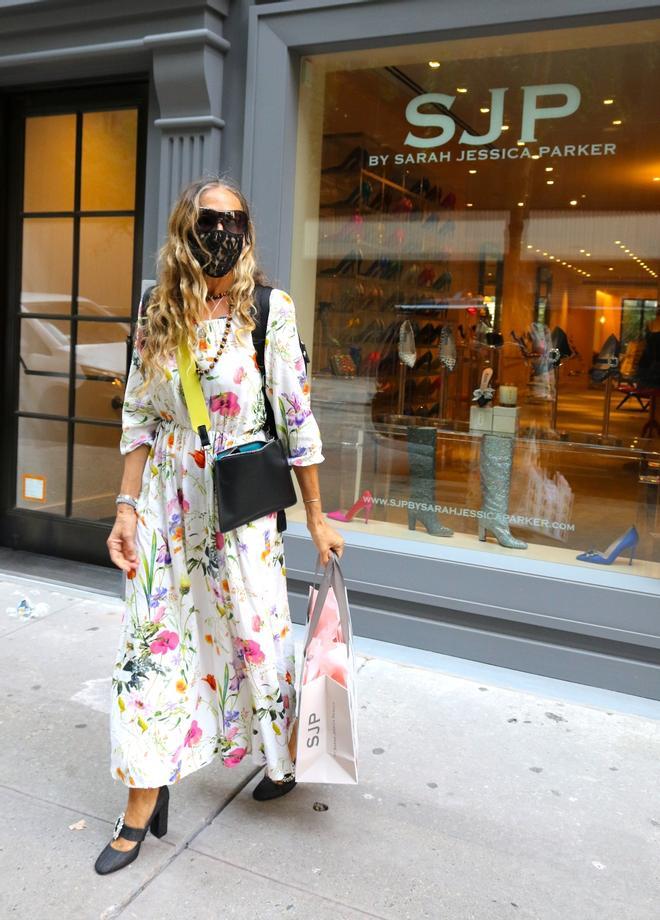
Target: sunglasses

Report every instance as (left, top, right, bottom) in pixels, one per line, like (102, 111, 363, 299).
(195, 208, 249, 235)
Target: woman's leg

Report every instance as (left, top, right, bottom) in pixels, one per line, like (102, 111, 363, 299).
(221, 512, 297, 781)
(108, 787, 161, 852)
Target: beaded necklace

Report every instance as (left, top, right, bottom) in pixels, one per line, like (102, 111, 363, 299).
(197, 312, 232, 377)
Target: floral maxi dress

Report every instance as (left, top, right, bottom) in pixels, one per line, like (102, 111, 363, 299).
(110, 287, 324, 787)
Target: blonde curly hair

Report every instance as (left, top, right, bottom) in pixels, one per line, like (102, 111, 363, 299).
(137, 175, 269, 385)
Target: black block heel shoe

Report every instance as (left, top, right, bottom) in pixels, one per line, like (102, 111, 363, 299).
(94, 785, 169, 875)
(252, 772, 297, 801)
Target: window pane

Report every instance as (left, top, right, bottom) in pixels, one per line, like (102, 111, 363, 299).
(15, 417, 68, 514)
(81, 109, 138, 211)
(78, 216, 134, 315)
(292, 20, 660, 578)
(75, 320, 131, 420)
(21, 218, 74, 314)
(19, 318, 71, 417)
(72, 423, 122, 522)
(23, 114, 76, 212)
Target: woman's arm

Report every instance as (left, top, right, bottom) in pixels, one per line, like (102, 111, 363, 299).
(108, 330, 161, 575)
(106, 445, 150, 575)
(293, 463, 344, 566)
(264, 288, 344, 566)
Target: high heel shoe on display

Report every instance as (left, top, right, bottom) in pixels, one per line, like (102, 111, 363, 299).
(576, 525, 639, 566)
(94, 786, 169, 875)
(319, 249, 362, 276)
(321, 145, 367, 174)
(419, 401, 440, 418)
(439, 325, 457, 371)
(416, 350, 433, 372)
(327, 490, 373, 523)
(323, 180, 372, 209)
(432, 271, 452, 291)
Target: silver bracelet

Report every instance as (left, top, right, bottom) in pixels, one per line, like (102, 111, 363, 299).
(116, 494, 138, 511)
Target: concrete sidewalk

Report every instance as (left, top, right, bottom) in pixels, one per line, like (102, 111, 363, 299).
(1, 571, 659, 920)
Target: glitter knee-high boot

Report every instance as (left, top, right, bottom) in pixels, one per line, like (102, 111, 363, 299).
(478, 434, 527, 549)
(406, 426, 453, 537)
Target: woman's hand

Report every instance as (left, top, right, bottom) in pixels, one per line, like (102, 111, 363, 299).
(107, 507, 139, 576)
(307, 516, 345, 567)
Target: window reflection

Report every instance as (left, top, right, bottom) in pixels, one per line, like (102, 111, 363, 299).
(292, 19, 660, 576)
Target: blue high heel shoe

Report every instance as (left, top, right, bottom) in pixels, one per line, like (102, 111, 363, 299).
(576, 525, 639, 566)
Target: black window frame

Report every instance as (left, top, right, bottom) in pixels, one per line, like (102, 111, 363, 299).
(0, 78, 149, 564)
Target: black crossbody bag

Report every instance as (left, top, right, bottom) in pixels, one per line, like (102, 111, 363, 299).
(213, 284, 309, 533)
(133, 284, 309, 534)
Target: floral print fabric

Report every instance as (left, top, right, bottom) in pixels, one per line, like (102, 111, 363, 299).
(110, 288, 324, 787)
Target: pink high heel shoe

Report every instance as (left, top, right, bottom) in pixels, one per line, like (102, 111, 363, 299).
(327, 490, 373, 523)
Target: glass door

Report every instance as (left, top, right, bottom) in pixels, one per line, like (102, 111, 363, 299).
(2, 85, 147, 563)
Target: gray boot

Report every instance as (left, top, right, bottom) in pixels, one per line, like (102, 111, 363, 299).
(407, 426, 453, 537)
(478, 434, 527, 549)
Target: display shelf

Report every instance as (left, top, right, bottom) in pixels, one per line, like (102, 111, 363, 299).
(315, 131, 465, 422)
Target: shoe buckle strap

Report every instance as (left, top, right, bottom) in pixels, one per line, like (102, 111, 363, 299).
(111, 810, 148, 842)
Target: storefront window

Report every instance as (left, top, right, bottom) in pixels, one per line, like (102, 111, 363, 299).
(291, 20, 660, 576)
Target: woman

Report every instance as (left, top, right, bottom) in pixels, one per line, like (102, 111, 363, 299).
(95, 176, 344, 875)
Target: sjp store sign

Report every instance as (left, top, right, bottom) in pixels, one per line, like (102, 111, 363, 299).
(368, 83, 617, 164)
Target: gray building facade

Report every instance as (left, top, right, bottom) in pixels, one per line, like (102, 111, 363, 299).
(1, 0, 659, 699)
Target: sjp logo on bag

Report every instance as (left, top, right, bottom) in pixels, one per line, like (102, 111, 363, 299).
(295, 553, 358, 784)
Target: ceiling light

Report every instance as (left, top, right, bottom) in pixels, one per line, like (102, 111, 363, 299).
(536, 249, 541, 253)
(429, 61, 441, 68)
(603, 98, 614, 105)
(612, 119, 622, 125)
(586, 252, 591, 256)
(531, 154, 540, 159)
(543, 251, 548, 256)
(580, 249, 585, 253)
(550, 255, 555, 260)
(569, 200, 578, 206)
(599, 316, 606, 324)
(466, 202, 473, 207)
(653, 177, 660, 182)
(545, 167, 553, 172)
(468, 169, 477, 174)
(517, 201, 524, 207)
(527, 244, 533, 249)
(480, 107, 490, 113)
(501, 124, 510, 131)
(517, 140, 525, 146)
(608, 267, 614, 271)
(614, 240, 621, 244)
(456, 87, 468, 93)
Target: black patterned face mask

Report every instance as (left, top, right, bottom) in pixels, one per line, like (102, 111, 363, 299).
(188, 228, 244, 278)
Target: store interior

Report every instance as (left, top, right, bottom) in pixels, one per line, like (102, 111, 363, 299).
(291, 21, 660, 576)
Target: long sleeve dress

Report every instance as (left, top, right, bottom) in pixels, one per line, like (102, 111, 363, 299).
(109, 287, 324, 787)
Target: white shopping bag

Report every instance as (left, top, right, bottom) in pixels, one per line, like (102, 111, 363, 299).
(295, 552, 358, 784)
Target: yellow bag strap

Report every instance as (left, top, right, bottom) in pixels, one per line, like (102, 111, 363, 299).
(176, 341, 212, 449)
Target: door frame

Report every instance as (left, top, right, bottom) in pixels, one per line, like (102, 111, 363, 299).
(0, 79, 149, 566)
